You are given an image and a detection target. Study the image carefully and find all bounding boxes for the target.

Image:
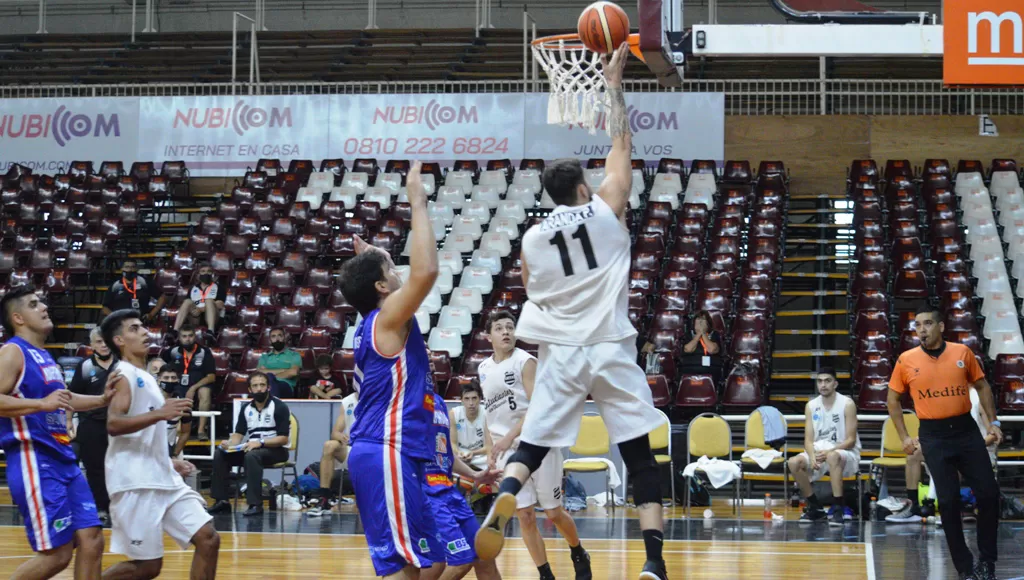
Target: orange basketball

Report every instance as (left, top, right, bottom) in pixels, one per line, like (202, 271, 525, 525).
(577, 1, 630, 55)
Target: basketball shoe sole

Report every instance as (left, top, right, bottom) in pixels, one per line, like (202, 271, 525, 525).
(474, 492, 517, 560)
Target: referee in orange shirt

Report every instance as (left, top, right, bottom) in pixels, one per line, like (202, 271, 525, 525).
(888, 305, 1001, 580)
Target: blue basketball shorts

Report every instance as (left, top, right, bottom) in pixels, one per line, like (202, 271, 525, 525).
(426, 485, 479, 567)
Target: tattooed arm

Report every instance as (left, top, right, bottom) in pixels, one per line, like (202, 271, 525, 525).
(596, 43, 634, 218)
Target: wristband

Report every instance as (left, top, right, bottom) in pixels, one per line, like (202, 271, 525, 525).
(991, 420, 1001, 427)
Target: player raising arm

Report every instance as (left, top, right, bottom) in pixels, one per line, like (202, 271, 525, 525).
(340, 161, 446, 580)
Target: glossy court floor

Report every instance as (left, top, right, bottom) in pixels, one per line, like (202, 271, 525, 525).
(2, 503, 1024, 579)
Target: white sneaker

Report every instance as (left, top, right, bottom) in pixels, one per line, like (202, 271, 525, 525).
(885, 506, 923, 523)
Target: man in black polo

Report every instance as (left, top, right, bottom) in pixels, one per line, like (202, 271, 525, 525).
(207, 372, 291, 517)
(101, 258, 166, 323)
(161, 325, 217, 441)
(68, 328, 117, 523)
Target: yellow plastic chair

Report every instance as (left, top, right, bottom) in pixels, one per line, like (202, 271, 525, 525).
(872, 411, 920, 480)
(739, 409, 788, 501)
(563, 414, 614, 512)
(684, 413, 737, 518)
(234, 414, 300, 509)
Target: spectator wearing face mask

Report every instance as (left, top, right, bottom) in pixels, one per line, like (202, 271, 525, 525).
(67, 328, 117, 523)
(157, 364, 192, 459)
(174, 263, 226, 335)
(207, 372, 291, 517)
(257, 327, 302, 398)
(160, 325, 217, 441)
(101, 258, 166, 323)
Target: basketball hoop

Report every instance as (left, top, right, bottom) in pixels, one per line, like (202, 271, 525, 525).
(531, 32, 642, 134)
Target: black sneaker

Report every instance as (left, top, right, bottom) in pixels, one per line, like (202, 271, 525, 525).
(799, 506, 827, 523)
(638, 559, 668, 580)
(571, 548, 593, 580)
(828, 506, 845, 527)
(959, 572, 980, 580)
(207, 500, 231, 515)
(973, 560, 997, 580)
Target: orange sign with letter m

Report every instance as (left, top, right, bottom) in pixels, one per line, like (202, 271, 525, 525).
(945, 0, 1024, 85)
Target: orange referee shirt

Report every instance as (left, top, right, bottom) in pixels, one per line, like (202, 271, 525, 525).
(889, 342, 985, 420)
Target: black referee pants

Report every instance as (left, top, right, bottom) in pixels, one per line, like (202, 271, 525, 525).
(919, 413, 1000, 574)
(75, 418, 110, 512)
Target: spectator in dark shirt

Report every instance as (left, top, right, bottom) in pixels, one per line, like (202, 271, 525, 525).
(158, 364, 192, 458)
(68, 328, 117, 521)
(101, 258, 166, 322)
(681, 310, 724, 383)
(301, 355, 345, 399)
(207, 372, 291, 517)
(161, 325, 217, 441)
(174, 262, 227, 334)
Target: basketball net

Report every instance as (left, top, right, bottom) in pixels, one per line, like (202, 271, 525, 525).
(531, 34, 609, 135)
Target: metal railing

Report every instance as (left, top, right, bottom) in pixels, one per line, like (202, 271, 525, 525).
(2, 78, 1021, 115)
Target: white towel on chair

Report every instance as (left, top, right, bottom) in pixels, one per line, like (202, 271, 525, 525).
(741, 448, 783, 470)
(682, 456, 741, 489)
(571, 457, 622, 488)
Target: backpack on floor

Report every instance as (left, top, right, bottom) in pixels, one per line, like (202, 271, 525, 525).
(674, 471, 711, 507)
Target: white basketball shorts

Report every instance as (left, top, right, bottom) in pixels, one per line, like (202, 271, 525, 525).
(110, 485, 212, 561)
(520, 336, 665, 448)
(797, 449, 860, 482)
(497, 444, 564, 510)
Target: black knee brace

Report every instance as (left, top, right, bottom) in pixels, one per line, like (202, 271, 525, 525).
(508, 441, 550, 474)
(619, 435, 661, 507)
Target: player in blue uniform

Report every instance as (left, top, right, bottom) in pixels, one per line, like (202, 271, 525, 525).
(423, 391, 502, 580)
(0, 285, 119, 579)
(339, 161, 444, 580)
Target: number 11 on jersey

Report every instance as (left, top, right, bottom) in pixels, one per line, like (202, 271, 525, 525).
(549, 224, 598, 277)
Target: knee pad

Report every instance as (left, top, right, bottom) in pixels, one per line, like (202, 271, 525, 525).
(508, 441, 549, 474)
(618, 436, 661, 507)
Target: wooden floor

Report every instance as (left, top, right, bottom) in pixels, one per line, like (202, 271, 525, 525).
(0, 527, 871, 579)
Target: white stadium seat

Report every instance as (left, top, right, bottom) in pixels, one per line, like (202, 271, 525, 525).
(539, 190, 557, 209)
(307, 172, 334, 192)
(438, 305, 473, 336)
(378, 173, 403, 192)
(448, 288, 483, 314)
(490, 218, 520, 241)
(584, 168, 605, 190)
(342, 172, 369, 192)
(435, 266, 454, 295)
(450, 217, 483, 241)
(512, 169, 542, 195)
(342, 326, 357, 349)
(442, 233, 476, 253)
(495, 200, 526, 224)
(421, 286, 443, 315)
(462, 201, 491, 223)
(479, 231, 512, 257)
(989, 331, 1024, 360)
(363, 187, 392, 210)
(394, 265, 411, 284)
(437, 250, 463, 276)
(651, 173, 683, 196)
(328, 186, 359, 209)
(430, 217, 447, 242)
(427, 327, 463, 358)
(420, 174, 437, 196)
(428, 201, 455, 226)
(648, 190, 680, 210)
(296, 187, 324, 211)
(446, 171, 475, 193)
(479, 170, 508, 191)
(471, 186, 502, 209)
(436, 186, 467, 209)
(506, 185, 538, 206)
(470, 249, 503, 275)
(984, 309, 1021, 339)
(459, 266, 494, 294)
(414, 308, 432, 333)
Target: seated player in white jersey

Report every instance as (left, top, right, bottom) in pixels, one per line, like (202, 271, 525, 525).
(100, 309, 221, 580)
(309, 390, 359, 516)
(474, 44, 668, 580)
(449, 381, 490, 470)
(788, 366, 862, 526)
(479, 310, 591, 580)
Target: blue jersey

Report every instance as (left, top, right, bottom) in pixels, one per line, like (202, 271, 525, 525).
(424, 394, 455, 494)
(350, 309, 434, 461)
(0, 337, 75, 463)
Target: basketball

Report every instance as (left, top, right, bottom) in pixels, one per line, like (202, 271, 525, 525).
(577, 1, 630, 54)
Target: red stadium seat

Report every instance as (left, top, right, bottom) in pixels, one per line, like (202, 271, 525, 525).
(650, 310, 686, 334)
(893, 269, 929, 299)
(460, 351, 490, 376)
(854, 354, 893, 384)
(290, 287, 319, 312)
(854, 310, 890, 340)
(243, 252, 271, 276)
(429, 351, 453, 386)
(635, 233, 666, 256)
(723, 160, 752, 183)
(662, 270, 694, 291)
(993, 354, 1024, 389)
(333, 349, 356, 385)
(708, 253, 739, 279)
(259, 235, 287, 259)
(235, 306, 265, 335)
(270, 217, 298, 238)
(700, 271, 733, 293)
(855, 290, 889, 313)
(737, 289, 770, 311)
(153, 269, 183, 295)
(648, 330, 681, 355)
(647, 375, 672, 408)
(676, 375, 717, 407)
(680, 203, 710, 225)
(305, 268, 335, 295)
(672, 235, 702, 256)
(857, 379, 890, 411)
(721, 368, 761, 407)
(281, 252, 310, 275)
(313, 309, 346, 333)
(298, 327, 333, 356)
(303, 216, 334, 238)
(999, 380, 1024, 413)
(217, 328, 249, 355)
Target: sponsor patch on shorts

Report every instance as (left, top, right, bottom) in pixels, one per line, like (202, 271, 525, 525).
(446, 538, 470, 555)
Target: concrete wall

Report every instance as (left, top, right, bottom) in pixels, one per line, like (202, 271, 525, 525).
(0, 0, 942, 35)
